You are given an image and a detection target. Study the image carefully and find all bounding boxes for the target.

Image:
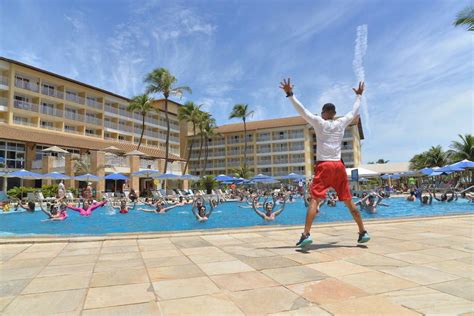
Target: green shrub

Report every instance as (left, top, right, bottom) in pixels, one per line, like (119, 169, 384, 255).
(7, 186, 35, 199)
(197, 176, 218, 194)
(40, 184, 59, 198)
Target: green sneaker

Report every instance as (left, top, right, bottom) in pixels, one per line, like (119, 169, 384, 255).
(358, 231, 370, 243)
(296, 233, 313, 248)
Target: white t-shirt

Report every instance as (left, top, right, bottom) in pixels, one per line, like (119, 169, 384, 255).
(288, 95, 361, 162)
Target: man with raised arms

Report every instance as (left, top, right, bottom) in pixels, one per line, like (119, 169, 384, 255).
(280, 78, 370, 247)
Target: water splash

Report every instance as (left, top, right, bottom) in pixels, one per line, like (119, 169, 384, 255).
(105, 204, 116, 215)
(352, 24, 370, 133)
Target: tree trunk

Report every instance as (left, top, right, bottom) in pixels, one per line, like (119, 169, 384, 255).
(202, 137, 209, 175)
(196, 132, 204, 175)
(137, 113, 145, 150)
(183, 124, 196, 174)
(163, 98, 170, 174)
(243, 118, 247, 169)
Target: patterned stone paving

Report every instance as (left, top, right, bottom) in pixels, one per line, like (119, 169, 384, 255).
(0, 215, 473, 315)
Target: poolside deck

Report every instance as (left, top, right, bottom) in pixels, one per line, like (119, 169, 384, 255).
(0, 214, 473, 315)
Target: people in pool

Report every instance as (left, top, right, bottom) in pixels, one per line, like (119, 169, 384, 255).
(39, 202, 68, 221)
(252, 194, 286, 221)
(14, 201, 36, 212)
(433, 191, 457, 202)
(419, 190, 433, 205)
(112, 199, 131, 214)
(356, 192, 388, 214)
(138, 199, 178, 213)
(66, 199, 107, 216)
(192, 197, 214, 222)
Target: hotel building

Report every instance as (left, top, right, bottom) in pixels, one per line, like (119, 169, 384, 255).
(0, 57, 186, 193)
(188, 116, 363, 179)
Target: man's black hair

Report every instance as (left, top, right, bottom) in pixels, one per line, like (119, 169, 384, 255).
(322, 103, 336, 113)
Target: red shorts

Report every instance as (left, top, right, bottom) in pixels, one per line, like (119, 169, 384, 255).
(310, 161, 351, 201)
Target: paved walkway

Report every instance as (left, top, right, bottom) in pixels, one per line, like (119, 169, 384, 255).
(1, 215, 473, 315)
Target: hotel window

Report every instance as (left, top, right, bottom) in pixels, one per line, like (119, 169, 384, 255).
(85, 128, 95, 135)
(41, 121, 54, 129)
(65, 125, 76, 132)
(13, 116, 28, 125)
(42, 83, 55, 95)
(0, 141, 25, 169)
(118, 135, 126, 141)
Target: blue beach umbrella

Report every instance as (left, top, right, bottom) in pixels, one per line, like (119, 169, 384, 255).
(105, 173, 128, 193)
(419, 168, 433, 175)
(6, 169, 43, 189)
(180, 174, 200, 181)
(215, 174, 234, 182)
(132, 169, 160, 178)
(155, 173, 180, 180)
(74, 173, 101, 182)
(280, 173, 305, 180)
(450, 159, 474, 169)
(436, 165, 465, 173)
(42, 172, 70, 180)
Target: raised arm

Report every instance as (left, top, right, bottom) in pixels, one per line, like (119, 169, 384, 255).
(39, 201, 52, 218)
(338, 82, 364, 128)
(273, 196, 287, 217)
(191, 200, 201, 220)
(252, 196, 266, 219)
(89, 200, 107, 213)
(66, 204, 83, 212)
(432, 191, 441, 201)
(280, 78, 323, 127)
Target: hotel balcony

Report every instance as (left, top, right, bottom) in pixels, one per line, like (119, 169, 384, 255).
(32, 157, 65, 172)
(14, 100, 38, 112)
(104, 105, 119, 115)
(0, 75, 8, 89)
(256, 136, 271, 142)
(40, 105, 63, 118)
(208, 140, 225, 147)
(86, 98, 103, 110)
(0, 97, 8, 111)
(15, 79, 39, 92)
(41, 87, 64, 99)
(85, 116, 102, 125)
(65, 93, 85, 105)
(65, 112, 84, 122)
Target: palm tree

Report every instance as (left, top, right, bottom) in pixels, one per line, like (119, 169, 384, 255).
(409, 153, 427, 170)
(448, 134, 474, 162)
(178, 101, 202, 174)
(145, 68, 191, 173)
(195, 112, 211, 175)
(453, 6, 474, 31)
(424, 145, 449, 167)
(376, 159, 389, 164)
(202, 118, 218, 176)
(127, 94, 154, 150)
(229, 104, 254, 169)
(231, 165, 253, 179)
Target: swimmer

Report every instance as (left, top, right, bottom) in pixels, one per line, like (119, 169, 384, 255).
(112, 199, 131, 214)
(252, 194, 286, 221)
(138, 200, 178, 213)
(433, 191, 457, 202)
(66, 199, 107, 216)
(192, 197, 214, 222)
(419, 190, 433, 205)
(39, 202, 68, 221)
(14, 201, 36, 212)
(356, 192, 387, 214)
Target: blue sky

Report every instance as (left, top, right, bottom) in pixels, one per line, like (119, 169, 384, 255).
(1, 0, 472, 163)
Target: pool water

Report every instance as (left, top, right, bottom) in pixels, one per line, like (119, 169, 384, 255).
(1, 198, 473, 236)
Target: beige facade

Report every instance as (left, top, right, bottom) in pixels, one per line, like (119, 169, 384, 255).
(0, 57, 185, 193)
(188, 116, 363, 179)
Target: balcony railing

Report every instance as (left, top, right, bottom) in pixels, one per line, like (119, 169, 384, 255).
(0, 97, 7, 107)
(289, 132, 304, 139)
(65, 93, 84, 105)
(227, 138, 242, 144)
(65, 112, 84, 121)
(85, 131, 100, 138)
(104, 105, 119, 114)
(13, 118, 35, 127)
(118, 124, 132, 133)
(41, 87, 64, 99)
(42, 125, 62, 132)
(257, 136, 271, 142)
(86, 98, 103, 110)
(65, 128, 81, 134)
(104, 121, 117, 129)
(273, 147, 288, 152)
(121, 109, 132, 117)
(15, 79, 39, 92)
(85, 116, 101, 125)
(14, 100, 38, 112)
(0, 75, 9, 86)
(40, 106, 63, 118)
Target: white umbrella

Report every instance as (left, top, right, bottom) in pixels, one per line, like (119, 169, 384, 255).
(103, 146, 123, 154)
(124, 150, 147, 157)
(42, 146, 69, 154)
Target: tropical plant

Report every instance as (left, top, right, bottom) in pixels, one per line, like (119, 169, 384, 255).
(230, 165, 253, 179)
(424, 145, 449, 167)
(447, 134, 474, 162)
(71, 155, 105, 175)
(202, 117, 218, 175)
(453, 6, 474, 31)
(40, 184, 59, 198)
(376, 159, 389, 164)
(145, 68, 191, 174)
(127, 94, 155, 150)
(409, 153, 427, 170)
(229, 104, 254, 169)
(177, 101, 202, 174)
(7, 186, 35, 199)
(197, 175, 218, 194)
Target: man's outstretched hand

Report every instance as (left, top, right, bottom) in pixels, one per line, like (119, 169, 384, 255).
(353, 81, 365, 95)
(279, 78, 294, 95)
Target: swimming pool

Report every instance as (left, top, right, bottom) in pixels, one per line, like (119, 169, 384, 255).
(1, 198, 473, 236)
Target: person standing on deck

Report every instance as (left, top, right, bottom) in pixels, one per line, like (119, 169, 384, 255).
(279, 78, 370, 247)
